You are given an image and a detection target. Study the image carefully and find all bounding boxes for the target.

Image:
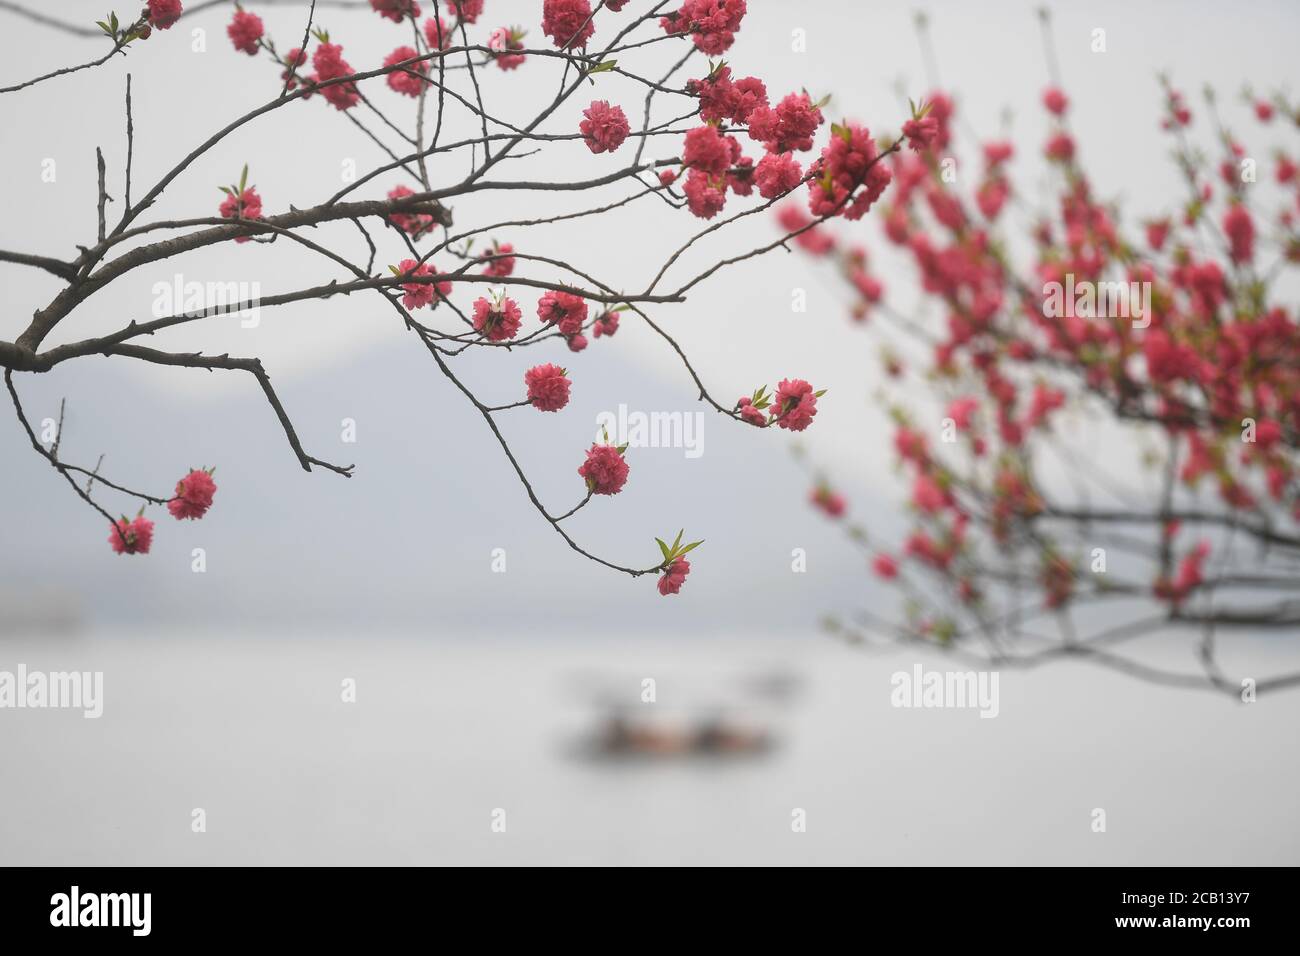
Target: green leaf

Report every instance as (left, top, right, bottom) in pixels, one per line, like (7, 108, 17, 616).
(814, 389, 827, 398)
(218, 185, 233, 195)
(616, 443, 628, 455)
(239, 164, 249, 192)
(671, 529, 684, 553)
(655, 538, 671, 561)
(678, 539, 704, 556)
(587, 59, 617, 74)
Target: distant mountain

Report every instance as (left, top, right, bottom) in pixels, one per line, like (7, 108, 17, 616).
(1, 334, 882, 634)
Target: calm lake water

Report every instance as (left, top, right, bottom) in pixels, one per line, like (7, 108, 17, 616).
(1, 630, 1297, 866)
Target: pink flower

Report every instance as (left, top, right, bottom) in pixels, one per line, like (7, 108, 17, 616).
(807, 122, 892, 220)
(449, 0, 484, 22)
(580, 100, 630, 154)
(473, 296, 522, 341)
(975, 177, 1009, 220)
(1042, 86, 1069, 116)
(226, 9, 263, 55)
(747, 91, 824, 154)
(537, 290, 588, 335)
(168, 468, 217, 520)
(772, 378, 818, 431)
(387, 185, 436, 238)
(777, 204, 836, 254)
(424, 17, 453, 49)
(983, 141, 1014, 166)
(1255, 100, 1275, 122)
(683, 124, 737, 176)
(727, 156, 754, 196)
(219, 187, 263, 243)
(947, 396, 979, 430)
(660, 0, 747, 55)
(542, 0, 595, 50)
(1223, 203, 1254, 264)
(567, 332, 589, 352)
(1044, 131, 1075, 162)
(902, 115, 939, 151)
(872, 553, 898, 579)
(579, 444, 629, 495)
(592, 311, 619, 337)
(525, 363, 571, 411)
(658, 169, 678, 186)
(480, 241, 515, 276)
(1145, 219, 1170, 251)
(683, 170, 727, 218)
(147, 0, 183, 30)
(397, 258, 450, 310)
(754, 152, 803, 199)
(312, 43, 360, 110)
(912, 474, 946, 513)
(488, 27, 527, 70)
(280, 48, 308, 90)
(384, 46, 429, 97)
(810, 486, 847, 518)
(736, 396, 765, 425)
(657, 558, 691, 595)
(108, 516, 155, 555)
(371, 0, 421, 22)
(689, 66, 767, 124)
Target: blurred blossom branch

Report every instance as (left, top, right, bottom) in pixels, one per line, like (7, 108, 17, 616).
(792, 10, 1300, 693)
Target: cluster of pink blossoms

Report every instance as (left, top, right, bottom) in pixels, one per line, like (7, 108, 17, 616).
(580, 100, 631, 154)
(579, 443, 629, 495)
(473, 296, 523, 342)
(488, 27, 528, 71)
(397, 259, 452, 309)
(109, 468, 217, 556)
(217, 175, 263, 244)
(671, 55, 879, 221)
(425, 17, 453, 50)
(370, 0, 421, 23)
(146, 0, 183, 31)
(541, 0, 596, 50)
(383, 46, 429, 97)
(807, 122, 893, 221)
(660, 0, 746, 55)
(227, 9, 263, 55)
(386, 185, 437, 238)
(525, 363, 571, 411)
(312, 42, 360, 111)
(480, 241, 516, 277)
(733, 379, 823, 431)
(657, 559, 690, 595)
(537, 290, 590, 351)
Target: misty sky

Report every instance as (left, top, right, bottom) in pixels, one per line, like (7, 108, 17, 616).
(2, 0, 1298, 630)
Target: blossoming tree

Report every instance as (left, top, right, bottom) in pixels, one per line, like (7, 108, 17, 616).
(790, 14, 1300, 692)
(0, 0, 922, 596)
